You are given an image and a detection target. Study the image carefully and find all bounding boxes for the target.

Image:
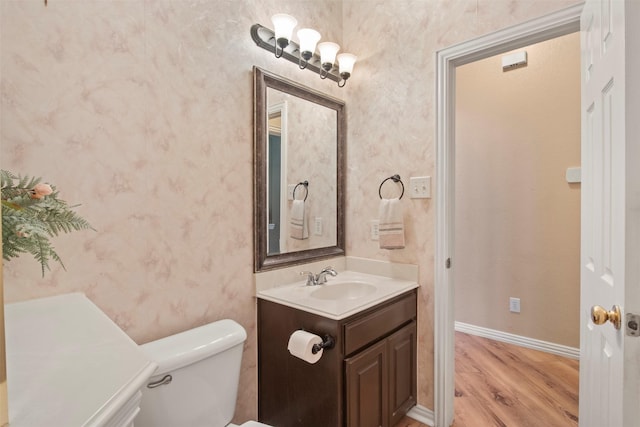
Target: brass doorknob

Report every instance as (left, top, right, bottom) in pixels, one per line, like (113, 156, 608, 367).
(591, 305, 621, 330)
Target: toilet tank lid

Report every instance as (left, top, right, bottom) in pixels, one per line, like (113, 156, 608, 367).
(141, 319, 247, 375)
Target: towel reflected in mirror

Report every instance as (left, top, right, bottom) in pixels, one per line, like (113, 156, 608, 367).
(290, 199, 309, 240)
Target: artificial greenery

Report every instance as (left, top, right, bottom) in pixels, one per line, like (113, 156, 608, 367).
(1, 170, 93, 276)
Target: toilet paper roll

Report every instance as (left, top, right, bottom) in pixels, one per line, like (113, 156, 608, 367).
(287, 330, 323, 364)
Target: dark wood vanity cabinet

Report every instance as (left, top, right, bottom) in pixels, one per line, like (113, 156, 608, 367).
(258, 290, 417, 427)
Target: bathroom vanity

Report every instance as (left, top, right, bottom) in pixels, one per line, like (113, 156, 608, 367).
(257, 272, 418, 427)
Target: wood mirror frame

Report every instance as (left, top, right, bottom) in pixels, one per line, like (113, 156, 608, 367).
(253, 66, 345, 272)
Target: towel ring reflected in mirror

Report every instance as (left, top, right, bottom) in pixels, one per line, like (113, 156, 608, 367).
(293, 181, 309, 201)
(379, 174, 404, 199)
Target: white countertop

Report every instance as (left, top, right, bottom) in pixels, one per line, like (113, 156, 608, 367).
(5, 293, 157, 427)
(256, 271, 418, 320)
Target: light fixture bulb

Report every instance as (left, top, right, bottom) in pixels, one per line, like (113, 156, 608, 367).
(337, 53, 357, 75)
(271, 14, 297, 57)
(317, 42, 340, 78)
(297, 28, 321, 61)
(336, 53, 356, 87)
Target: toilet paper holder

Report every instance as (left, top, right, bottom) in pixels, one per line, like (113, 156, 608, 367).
(312, 334, 335, 354)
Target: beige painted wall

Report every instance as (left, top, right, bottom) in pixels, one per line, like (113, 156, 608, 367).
(454, 33, 581, 347)
(0, 0, 581, 420)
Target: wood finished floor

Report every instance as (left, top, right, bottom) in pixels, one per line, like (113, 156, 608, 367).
(395, 331, 579, 427)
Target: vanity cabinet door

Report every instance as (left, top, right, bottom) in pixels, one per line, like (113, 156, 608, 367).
(345, 339, 389, 427)
(388, 321, 417, 427)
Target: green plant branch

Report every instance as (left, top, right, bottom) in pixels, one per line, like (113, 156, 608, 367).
(1, 170, 94, 276)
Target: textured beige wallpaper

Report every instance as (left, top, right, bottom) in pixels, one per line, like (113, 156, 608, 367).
(454, 33, 581, 348)
(342, 0, 580, 411)
(0, 0, 580, 421)
(0, 1, 343, 422)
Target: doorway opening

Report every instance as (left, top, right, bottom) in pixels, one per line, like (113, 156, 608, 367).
(267, 101, 288, 255)
(434, 4, 583, 427)
(451, 31, 581, 425)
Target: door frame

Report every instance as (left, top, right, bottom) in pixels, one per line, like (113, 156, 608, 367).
(434, 4, 583, 426)
(268, 101, 289, 254)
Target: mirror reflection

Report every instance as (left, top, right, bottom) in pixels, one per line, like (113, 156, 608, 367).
(254, 67, 345, 272)
(266, 87, 338, 255)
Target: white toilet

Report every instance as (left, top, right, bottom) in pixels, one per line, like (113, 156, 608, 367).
(136, 319, 272, 427)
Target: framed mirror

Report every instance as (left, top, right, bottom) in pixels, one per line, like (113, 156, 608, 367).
(254, 67, 345, 272)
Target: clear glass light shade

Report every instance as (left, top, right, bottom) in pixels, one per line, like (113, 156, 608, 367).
(297, 28, 321, 55)
(318, 42, 340, 66)
(271, 14, 298, 42)
(337, 53, 357, 74)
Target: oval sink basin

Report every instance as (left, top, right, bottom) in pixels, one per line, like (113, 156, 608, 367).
(310, 282, 377, 301)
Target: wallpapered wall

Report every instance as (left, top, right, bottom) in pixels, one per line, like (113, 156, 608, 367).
(0, 1, 343, 422)
(342, 0, 579, 409)
(1, 0, 579, 421)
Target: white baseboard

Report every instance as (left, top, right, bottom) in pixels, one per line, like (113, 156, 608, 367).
(454, 321, 580, 360)
(406, 404, 434, 426)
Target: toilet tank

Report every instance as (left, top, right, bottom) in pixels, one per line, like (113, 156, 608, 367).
(136, 319, 247, 427)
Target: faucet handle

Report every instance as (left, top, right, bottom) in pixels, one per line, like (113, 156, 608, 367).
(300, 271, 316, 286)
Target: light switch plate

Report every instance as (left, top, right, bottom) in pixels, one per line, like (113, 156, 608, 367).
(370, 220, 379, 241)
(287, 184, 295, 201)
(409, 176, 431, 199)
(314, 217, 323, 236)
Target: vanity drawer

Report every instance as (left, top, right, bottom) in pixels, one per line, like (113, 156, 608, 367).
(343, 291, 416, 356)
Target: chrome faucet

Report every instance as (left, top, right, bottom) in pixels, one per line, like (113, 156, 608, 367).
(316, 266, 338, 284)
(301, 266, 338, 286)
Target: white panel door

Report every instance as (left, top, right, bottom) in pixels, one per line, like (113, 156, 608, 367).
(579, 0, 637, 425)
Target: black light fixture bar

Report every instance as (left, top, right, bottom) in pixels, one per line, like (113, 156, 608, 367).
(250, 24, 341, 83)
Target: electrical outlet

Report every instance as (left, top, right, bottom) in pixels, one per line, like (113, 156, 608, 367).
(314, 217, 323, 236)
(371, 220, 379, 241)
(509, 297, 521, 313)
(409, 176, 431, 199)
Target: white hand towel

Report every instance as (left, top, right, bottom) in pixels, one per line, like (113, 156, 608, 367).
(290, 199, 309, 240)
(378, 198, 405, 249)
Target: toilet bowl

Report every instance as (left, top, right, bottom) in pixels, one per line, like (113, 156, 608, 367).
(136, 319, 272, 427)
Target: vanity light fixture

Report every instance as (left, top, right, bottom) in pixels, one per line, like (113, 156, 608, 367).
(318, 42, 340, 79)
(337, 53, 357, 87)
(271, 14, 298, 58)
(250, 15, 356, 87)
(297, 28, 321, 69)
